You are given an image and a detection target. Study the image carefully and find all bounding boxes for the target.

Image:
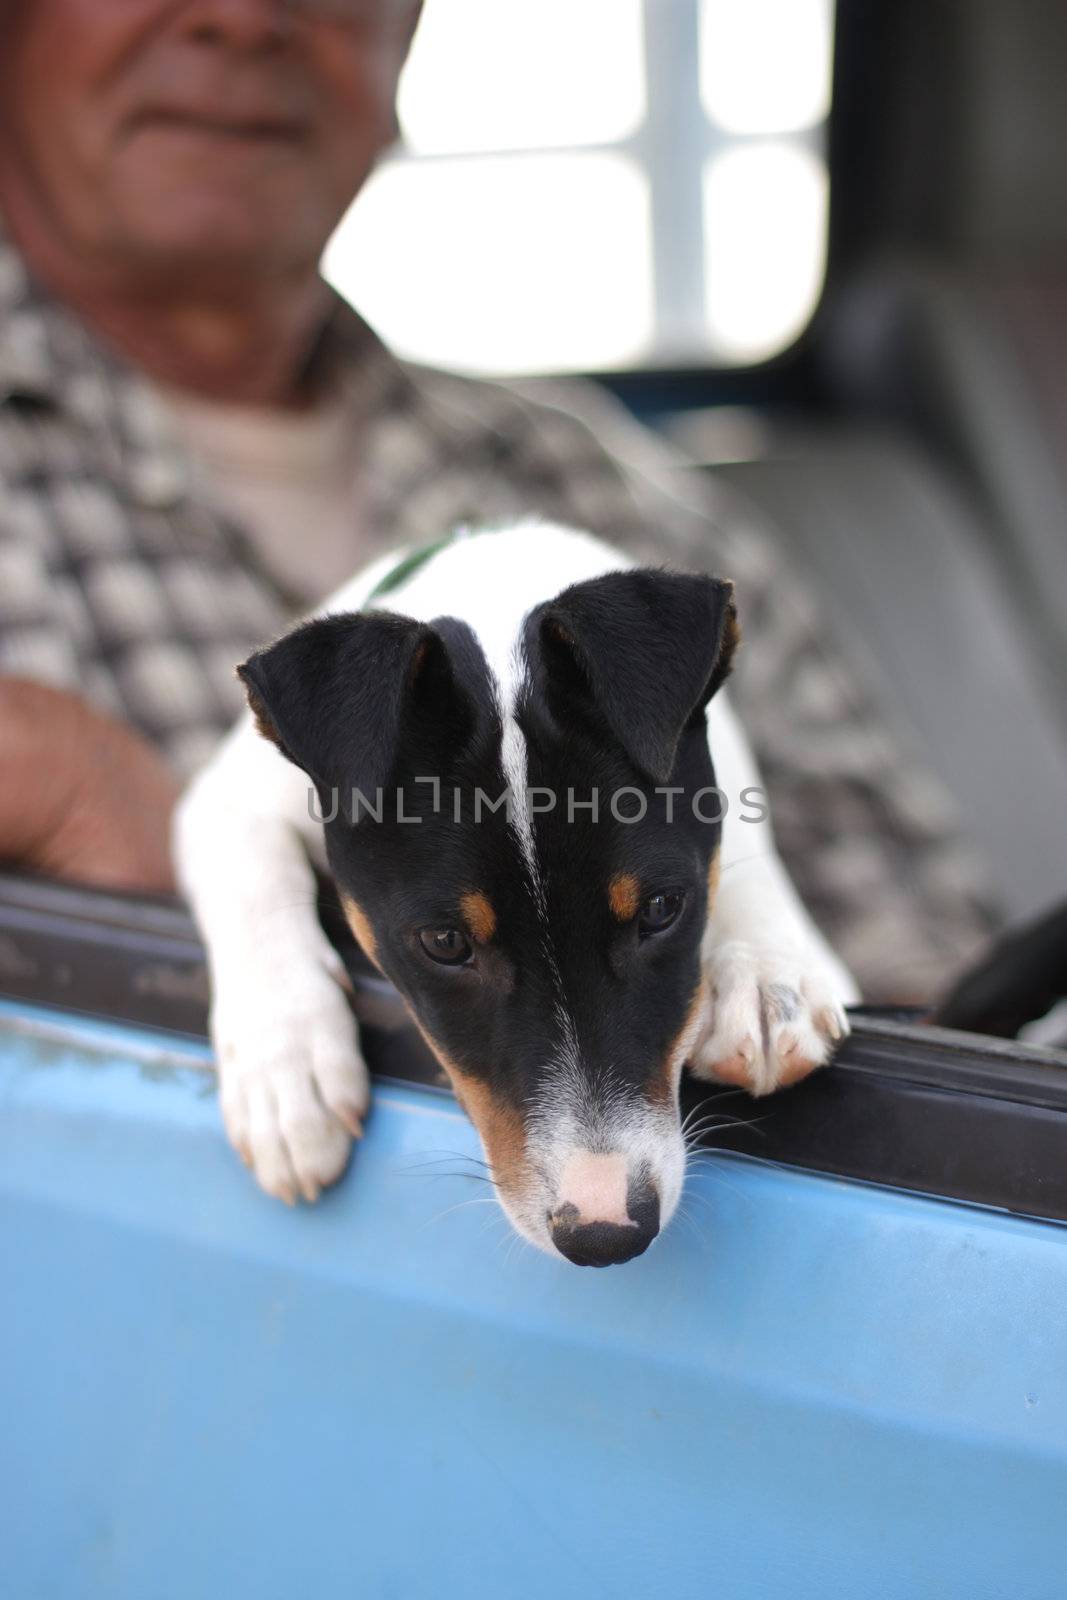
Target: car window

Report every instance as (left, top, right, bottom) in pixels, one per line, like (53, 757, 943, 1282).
(322, 0, 834, 374)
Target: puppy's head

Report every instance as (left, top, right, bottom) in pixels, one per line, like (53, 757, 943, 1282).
(238, 567, 738, 1266)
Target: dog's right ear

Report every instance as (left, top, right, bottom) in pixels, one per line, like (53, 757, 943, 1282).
(237, 611, 458, 797)
(530, 569, 739, 786)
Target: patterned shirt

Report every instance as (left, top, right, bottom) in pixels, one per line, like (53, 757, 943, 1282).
(0, 223, 996, 999)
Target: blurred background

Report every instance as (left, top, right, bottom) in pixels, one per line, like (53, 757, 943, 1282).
(325, 0, 832, 374)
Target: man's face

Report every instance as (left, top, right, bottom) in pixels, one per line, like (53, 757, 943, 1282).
(0, 0, 419, 283)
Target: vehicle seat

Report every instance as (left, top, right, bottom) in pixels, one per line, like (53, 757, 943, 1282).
(697, 0, 1067, 926)
(825, 264, 1067, 732)
(817, 0, 1067, 725)
(671, 415, 1067, 926)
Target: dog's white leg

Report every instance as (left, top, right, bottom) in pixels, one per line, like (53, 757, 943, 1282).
(173, 721, 370, 1202)
(691, 693, 860, 1096)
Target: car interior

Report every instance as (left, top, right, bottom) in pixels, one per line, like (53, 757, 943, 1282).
(608, 0, 1067, 944)
(2, 0, 1066, 1202)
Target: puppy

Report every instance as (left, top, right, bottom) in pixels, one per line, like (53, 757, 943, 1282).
(175, 522, 857, 1266)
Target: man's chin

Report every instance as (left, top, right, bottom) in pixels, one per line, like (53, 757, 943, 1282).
(107, 195, 326, 284)
(103, 155, 336, 283)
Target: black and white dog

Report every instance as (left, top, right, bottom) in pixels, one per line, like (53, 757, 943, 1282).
(175, 522, 856, 1266)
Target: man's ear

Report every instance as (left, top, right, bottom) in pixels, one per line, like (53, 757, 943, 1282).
(530, 568, 739, 785)
(237, 611, 458, 796)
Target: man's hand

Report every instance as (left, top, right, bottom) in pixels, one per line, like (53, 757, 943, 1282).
(0, 678, 180, 893)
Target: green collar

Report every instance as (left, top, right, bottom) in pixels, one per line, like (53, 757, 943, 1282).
(362, 525, 485, 608)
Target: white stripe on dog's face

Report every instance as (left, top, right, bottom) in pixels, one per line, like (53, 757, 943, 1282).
(499, 702, 536, 883)
(495, 643, 583, 1079)
(420, 628, 693, 1263)
(495, 639, 538, 875)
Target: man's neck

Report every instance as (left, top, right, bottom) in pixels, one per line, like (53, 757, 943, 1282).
(65, 281, 334, 410)
(1, 184, 332, 410)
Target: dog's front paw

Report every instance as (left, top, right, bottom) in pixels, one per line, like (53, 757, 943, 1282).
(212, 962, 370, 1205)
(689, 940, 849, 1096)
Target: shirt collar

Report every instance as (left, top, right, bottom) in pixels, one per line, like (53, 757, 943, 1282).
(0, 218, 63, 404)
(0, 207, 505, 526)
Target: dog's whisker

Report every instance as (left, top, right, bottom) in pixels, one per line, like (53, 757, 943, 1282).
(685, 1146, 740, 1169)
(409, 1147, 490, 1165)
(478, 1203, 507, 1234)
(680, 1093, 719, 1137)
(684, 1158, 749, 1202)
(398, 1164, 495, 1177)
(399, 1150, 497, 1188)
(420, 1196, 501, 1231)
(399, 1170, 495, 1185)
(684, 1109, 772, 1146)
(690, 1102, 768, 1125)
(500, 1228, 525, 1266)
(398, 1169, 492, 1182)
(671, 1202, 708, 1248)
(682, 1113, 743, 1141)
(398, 1159, 491, 1173)
(685, 1142, 754, 1171)
(400, 1153, 491, 1173)
(682, 1121, 746, 1150)
(679, 1088, 747, 1136)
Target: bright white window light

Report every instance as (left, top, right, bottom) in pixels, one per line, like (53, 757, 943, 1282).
(398, 0, 646, 155)
(323, 153, 653, 375)
(703, 143, 829, 361)
(700, 0, 833, 133)
(324, 1, 835, 372)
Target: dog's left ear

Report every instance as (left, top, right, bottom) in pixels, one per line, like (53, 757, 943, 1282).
(531, 569, 739, 785)
(237, 610, 462, 796)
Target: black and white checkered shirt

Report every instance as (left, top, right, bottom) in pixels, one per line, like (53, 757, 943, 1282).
(0, 224, 996, 998)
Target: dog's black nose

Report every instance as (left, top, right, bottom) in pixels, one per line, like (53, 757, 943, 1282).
(550, 1178, 661, 1267)
(551, 1218, 657, 1267)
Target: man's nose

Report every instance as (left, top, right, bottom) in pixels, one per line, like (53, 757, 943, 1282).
(548, 1154, 660, 1267)
(183, 0, 294, 51)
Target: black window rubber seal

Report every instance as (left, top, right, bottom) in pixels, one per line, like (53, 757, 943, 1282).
(1, 868, 1065, 1224)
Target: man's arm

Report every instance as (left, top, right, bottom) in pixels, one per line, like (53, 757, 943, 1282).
(0, 678, 179, 892)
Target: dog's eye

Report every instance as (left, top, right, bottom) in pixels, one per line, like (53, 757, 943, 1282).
(418, 927, 473, 966)
(639, 891, 684, 936)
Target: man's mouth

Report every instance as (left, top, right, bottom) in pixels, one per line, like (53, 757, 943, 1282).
(129, 108, 309, 144)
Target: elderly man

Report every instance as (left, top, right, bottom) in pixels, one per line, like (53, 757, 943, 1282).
(0, 0, 992, 998)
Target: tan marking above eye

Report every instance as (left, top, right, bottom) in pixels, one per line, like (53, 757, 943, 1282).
(608, 871, 641, 922)
(460, 890, 497, 944)
(340, 892, 379, 968)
